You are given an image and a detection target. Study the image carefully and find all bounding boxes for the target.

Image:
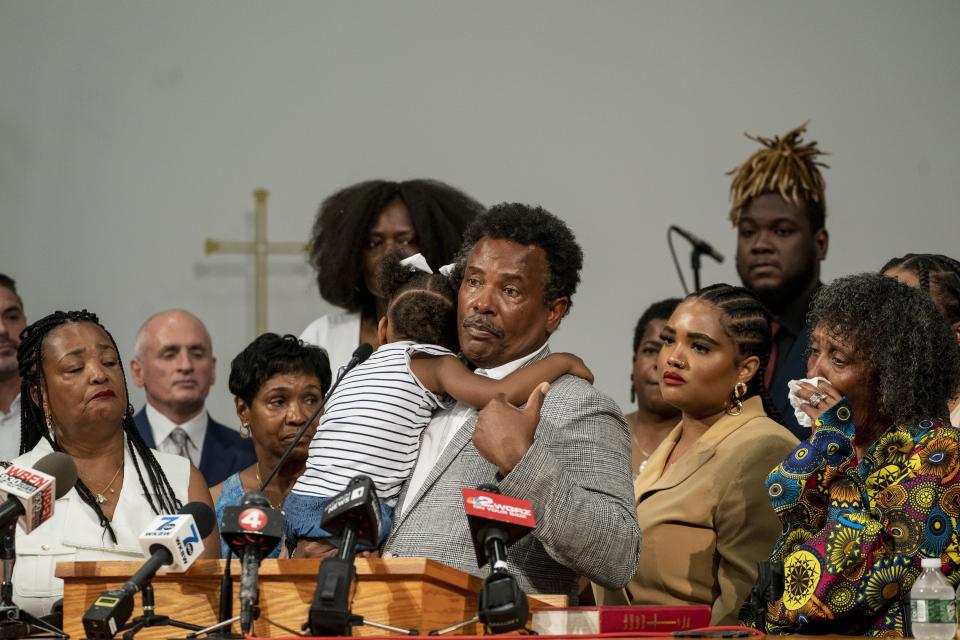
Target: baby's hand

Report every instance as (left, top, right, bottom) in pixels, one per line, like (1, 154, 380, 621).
(556, 353, 594, 384)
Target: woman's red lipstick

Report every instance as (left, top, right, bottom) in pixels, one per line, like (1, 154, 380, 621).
(662, 372, 686, 385)
(92, 389, 116, 400)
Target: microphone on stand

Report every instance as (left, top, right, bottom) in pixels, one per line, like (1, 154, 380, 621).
(669, 225, 725, 263)
(82, 502, 216, 639)
(463, 484, 536, 634)
(258, 343, 373, 491)
(307, 475, 381, 637)
(0, 452, 78, 532)
(668, 225, 724, 292)
(0, 453, 77, 640)
(219, 491, 284, 635)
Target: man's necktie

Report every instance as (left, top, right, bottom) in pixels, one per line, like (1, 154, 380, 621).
(169, 427, 191, 461)
(764, 321, 781, 389)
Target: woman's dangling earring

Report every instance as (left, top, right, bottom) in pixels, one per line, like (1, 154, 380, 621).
(240, 422, 251, 439)
(727, 381, 748, 416)
(629, 374, 636, 403)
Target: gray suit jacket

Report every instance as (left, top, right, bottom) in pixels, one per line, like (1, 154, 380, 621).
(382, 354, 641, 600)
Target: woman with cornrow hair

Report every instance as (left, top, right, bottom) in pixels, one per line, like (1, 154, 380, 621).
(596, 283, 797, 624)
(13, 310, 218, 617)
(882, 253, 960, 425)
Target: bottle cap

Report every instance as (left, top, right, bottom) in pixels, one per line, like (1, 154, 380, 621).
(921, 558, 942, 568)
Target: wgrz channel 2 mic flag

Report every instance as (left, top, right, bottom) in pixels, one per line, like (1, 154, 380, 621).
(462, 487, 535, 568)
(0, 452, 77, 533)
(82, 502, 215, 639)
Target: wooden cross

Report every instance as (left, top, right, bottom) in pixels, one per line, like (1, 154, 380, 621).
(204, 189, 308, 335)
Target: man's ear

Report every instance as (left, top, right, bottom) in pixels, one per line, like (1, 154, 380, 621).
(130, 358, 145, 388)
(544, 297, 570, 335)
(814, 228, 829, 261)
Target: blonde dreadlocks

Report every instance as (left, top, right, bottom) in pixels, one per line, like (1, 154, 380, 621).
(727, 122, 830, 227)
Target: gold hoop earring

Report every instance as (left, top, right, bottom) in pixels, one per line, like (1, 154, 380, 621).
(727, 381, 748, 416)
(240, 423, 251, 439)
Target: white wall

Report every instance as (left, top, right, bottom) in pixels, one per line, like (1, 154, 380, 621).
(2, 0, 958, 425)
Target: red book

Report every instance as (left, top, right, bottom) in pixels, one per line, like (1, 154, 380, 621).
(532, 605, 712, 634)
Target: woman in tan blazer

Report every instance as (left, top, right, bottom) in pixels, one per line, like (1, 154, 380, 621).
(597, 284, 798, 624)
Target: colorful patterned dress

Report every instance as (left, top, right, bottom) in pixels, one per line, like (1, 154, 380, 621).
(764, 399, 960, 635)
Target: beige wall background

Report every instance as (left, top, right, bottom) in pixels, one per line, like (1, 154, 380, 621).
(2, 0, 958, 425)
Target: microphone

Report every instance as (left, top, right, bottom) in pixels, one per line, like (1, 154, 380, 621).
(0, 452, 77, 533)
(344, 342, 374, 372)
(307, 475, 381, 636)
(462, 485, 536, 634)
(462, 485, 535, 570)
(219, 491, 284, 634)
(82, 502, 215, 639)
(258, 343, 374, 491)
(669, 225, 725, 263)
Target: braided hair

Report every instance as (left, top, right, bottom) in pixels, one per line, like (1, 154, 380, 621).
(378, 252, 458, 350)
(17, 310, 182, 543)
(689, 284, 782, 422)
(727, 122, 830, 229)
(881, 254, 960, 329)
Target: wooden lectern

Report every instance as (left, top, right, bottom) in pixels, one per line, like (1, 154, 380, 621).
(57, 558, 563, 638)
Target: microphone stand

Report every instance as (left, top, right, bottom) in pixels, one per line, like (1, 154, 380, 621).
(259, 346, 370, 491)
(0, 522, 68, 639)
(119, 579, 204, 639)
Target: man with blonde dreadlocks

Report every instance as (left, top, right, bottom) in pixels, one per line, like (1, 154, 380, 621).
(729, 123, 829, 439)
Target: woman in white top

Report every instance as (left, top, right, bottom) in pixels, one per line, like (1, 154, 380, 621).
(13, 310, 218, 616)
(302, 179, 483, 371)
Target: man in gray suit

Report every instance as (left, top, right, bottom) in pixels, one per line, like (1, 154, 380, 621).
(382, 203, 640, 599)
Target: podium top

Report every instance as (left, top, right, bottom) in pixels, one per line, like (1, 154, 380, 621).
(56, 557, 481, 590)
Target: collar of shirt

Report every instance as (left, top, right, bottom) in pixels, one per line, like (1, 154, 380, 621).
(0, 393, 20, 421)
(0, 393, 21, 463)
(472, 341, 550, 381)
(145, 403, 208, 465)
(775, 282, 821, 337)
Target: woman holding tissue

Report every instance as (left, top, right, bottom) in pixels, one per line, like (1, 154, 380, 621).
(763, 274, 960, 635)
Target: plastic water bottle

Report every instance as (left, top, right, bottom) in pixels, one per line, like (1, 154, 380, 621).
(910, 557, 956, 640)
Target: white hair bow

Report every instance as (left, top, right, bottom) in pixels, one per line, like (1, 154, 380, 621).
(400, 253, 456, 278)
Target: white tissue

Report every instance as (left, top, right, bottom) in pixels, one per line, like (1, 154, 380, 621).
(786, 376, 830, 428)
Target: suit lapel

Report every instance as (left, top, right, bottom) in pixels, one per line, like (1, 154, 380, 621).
(394, 413, 476, 531)
(392, 344, 553, 532)
(134, 408, 157, 449)
(635, 396, 765, 502)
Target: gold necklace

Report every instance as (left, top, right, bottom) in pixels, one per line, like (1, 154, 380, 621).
(254, 465, 281, 509)
(93, 460, 123, 505)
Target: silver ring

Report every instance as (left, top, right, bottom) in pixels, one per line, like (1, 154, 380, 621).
(808, 392, 825, 406)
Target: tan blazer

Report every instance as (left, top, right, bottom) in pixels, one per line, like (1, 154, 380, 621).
(595, 396, 798, 625)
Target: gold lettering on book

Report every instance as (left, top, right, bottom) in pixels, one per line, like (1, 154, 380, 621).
(621, 612, 691, 630)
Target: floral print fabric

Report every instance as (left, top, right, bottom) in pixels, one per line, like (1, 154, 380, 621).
(764, 399, 960, 635)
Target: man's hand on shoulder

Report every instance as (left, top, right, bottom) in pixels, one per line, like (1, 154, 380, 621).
(473, 382, 549, 475)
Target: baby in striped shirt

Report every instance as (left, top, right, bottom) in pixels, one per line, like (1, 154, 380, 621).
(285, 253, 592, 549)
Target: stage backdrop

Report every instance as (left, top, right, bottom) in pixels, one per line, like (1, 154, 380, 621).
(2, 0, 958, 425)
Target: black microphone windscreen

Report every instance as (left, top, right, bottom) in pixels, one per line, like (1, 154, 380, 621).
(179, 501, 217, 538)
(240, 490, 272, 509)
(477, 483, 500, 494)
(33, 452, 78, 499)
(352, 343, 373, 364)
